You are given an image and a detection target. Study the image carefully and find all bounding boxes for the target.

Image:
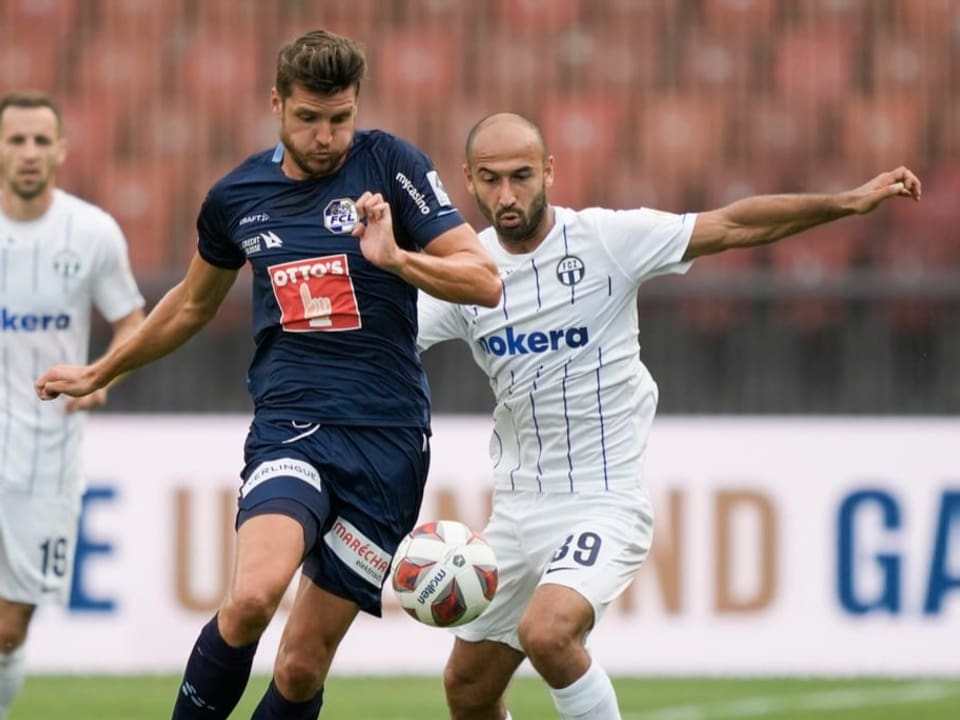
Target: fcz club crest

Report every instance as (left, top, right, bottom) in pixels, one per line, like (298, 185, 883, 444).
(556, 255, 585, 286)
(269, 254, 361, 332)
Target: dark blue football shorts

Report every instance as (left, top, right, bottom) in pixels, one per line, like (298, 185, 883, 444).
(236, 416, 430, 615)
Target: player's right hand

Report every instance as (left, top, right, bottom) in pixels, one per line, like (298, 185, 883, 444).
(35, 365, 101, 401)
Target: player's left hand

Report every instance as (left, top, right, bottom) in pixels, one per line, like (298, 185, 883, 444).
(353, 191, 403, 271)
(35, 364, 102, 402)
(847, 166, 922, 214)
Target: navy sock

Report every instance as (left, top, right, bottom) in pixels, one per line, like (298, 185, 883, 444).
(171, 615, 259, 719)
(251, 679, 324, 719)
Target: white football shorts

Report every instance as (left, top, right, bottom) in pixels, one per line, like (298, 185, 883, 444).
(453, 486, 654, 651)
(0, 490, 82, 606)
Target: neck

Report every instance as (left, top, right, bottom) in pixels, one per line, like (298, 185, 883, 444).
(0, 186, 55, 222)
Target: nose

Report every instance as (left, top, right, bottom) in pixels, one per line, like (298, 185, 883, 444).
(496, 178, 517, 208)
(313, 121, 332, 147)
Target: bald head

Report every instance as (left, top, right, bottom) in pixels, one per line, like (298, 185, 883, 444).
(464, 112, 546, 168)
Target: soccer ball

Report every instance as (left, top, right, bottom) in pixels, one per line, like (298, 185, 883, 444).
(391, 520, 498, 627)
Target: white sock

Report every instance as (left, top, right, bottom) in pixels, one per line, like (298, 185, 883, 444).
(0, 646, 26, 719)
(549, 660, 621, 720)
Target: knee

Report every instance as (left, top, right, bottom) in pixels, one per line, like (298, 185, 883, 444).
(220, 586, 281, 638)
(517, 616, 568, 665)
(273, 649, 324, 701)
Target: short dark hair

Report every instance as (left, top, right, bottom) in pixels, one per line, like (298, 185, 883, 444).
(0, 89, 63, 134)
(275, 30, 367, 100)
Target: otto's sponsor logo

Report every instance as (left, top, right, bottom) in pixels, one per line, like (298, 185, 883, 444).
(324, 198, 358, 233)
(478, 326, 589, 356)
(0, 307, 71, 332)
(395, 172, 431, 215)
(271, 257, 346, 286)
(269, 254, 360, 332)
(324, 517, 391, 586)
(417, 568, 449, 605)
(557, 255, 585, 286)
(239, 212, 270, 226)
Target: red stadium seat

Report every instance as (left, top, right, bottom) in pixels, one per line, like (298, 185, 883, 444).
(491, 0, 584, 30)
(699, 0, 777, 34)
(677, 28, 757, 97)
(176, 32, 262, 115)
(869, 164, 960, 333)
(840, 97, 926, 171)
(0, 34, 62, 91)
(73, 36, 167, 107)
(58, 100, 125, 178)
(736, 99, 822, 163)
(890, 0, 960, 34)
(94, 163, 187, 277)
(0, 0, 80, 37)
(541, 96, 629, 207)
(868, 33, 949, 98)
(467, 32, 559, 107)
(372, 32, 462, 104)
(639, 94, 730, 180)
(772, 29, 858, 106)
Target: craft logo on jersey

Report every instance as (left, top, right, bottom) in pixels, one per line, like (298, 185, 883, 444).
(477, 325, 589, 356)
(556, 255, 585, 286)
(52, 249, 81, 278)
(269, 253, 361, 332)
(324, 198, 358, 234)
(239, 211, 270, 226)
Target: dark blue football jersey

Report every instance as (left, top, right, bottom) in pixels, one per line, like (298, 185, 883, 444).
(196, 129, 465, 428)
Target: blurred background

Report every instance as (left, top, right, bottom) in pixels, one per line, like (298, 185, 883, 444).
(3, 0, 957, 415)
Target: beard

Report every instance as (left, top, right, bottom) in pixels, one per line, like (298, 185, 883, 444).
(278, 127, 346, 179)
(490, 187, 549, 246)
(7, 175, 49, 201)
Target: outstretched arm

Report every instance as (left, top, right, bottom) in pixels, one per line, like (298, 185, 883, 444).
(64, 306, 146, 412)
(684, 166, 922, 261)
(352, 192, 501, 307)
(36, 252, 239, 400)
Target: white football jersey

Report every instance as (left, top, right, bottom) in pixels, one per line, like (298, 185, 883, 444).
(0, 189, 144, 498)
(419, 206, 695, 492)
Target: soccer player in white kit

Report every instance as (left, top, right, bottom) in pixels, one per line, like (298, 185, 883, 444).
(0, 90, 145, 719)
(417, 113, 922, 720)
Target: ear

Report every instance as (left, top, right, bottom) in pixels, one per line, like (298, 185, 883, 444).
(543, 154, 555, 189)
(462, 163, 476, 196)
(55, 136, 68, 167)
(270, 88, 282, 116)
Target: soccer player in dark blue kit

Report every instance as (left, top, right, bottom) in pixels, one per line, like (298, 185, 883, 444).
(35, 29, 501, 719)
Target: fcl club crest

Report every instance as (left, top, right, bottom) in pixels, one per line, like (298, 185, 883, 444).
(556, 255, 585, 286)
(324, 198, 358, 234)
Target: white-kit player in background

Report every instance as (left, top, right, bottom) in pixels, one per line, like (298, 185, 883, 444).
(417, 112, 921, 720)
(0, 90, 145, 719)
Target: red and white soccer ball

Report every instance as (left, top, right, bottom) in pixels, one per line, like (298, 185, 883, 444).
(391, 520, 498, 628)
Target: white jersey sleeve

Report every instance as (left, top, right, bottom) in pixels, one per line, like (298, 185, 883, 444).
(584, 206, 695, 284)
(89, 211, 145, 322)
(417, 289, 469, 352)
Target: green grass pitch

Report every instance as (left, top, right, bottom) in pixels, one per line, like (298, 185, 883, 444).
(14, 675, 960, 719)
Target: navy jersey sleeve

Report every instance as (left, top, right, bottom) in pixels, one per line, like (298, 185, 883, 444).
(381, 136, 465, 249)
(196, 187, 246, 269)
